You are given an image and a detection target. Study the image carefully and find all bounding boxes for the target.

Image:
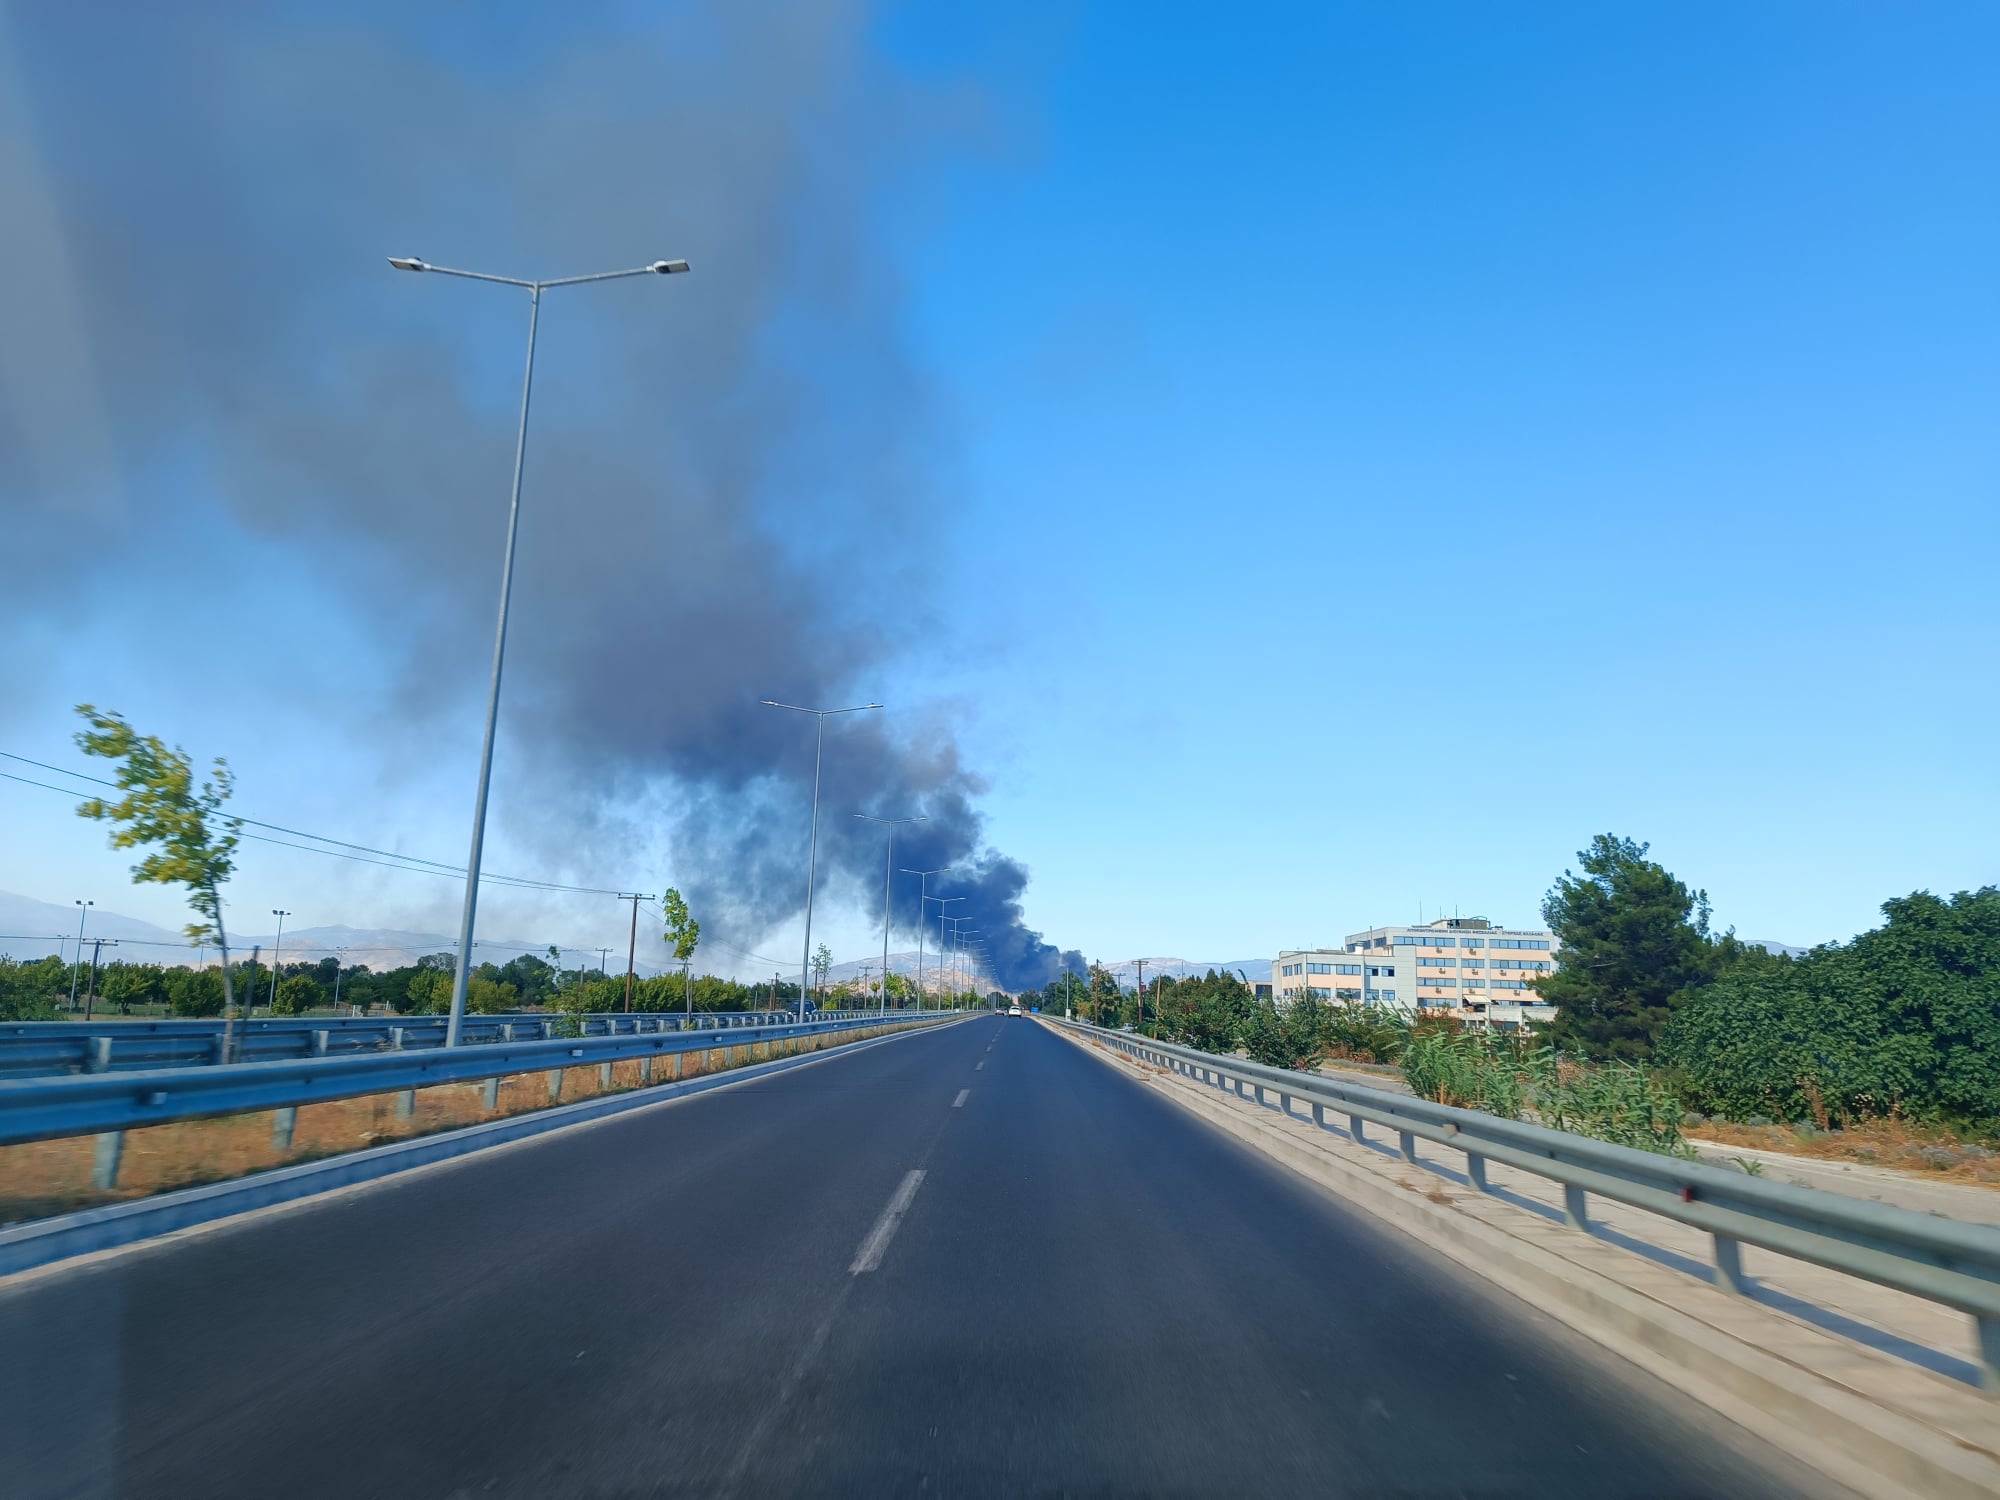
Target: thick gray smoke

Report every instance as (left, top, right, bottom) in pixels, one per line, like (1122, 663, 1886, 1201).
(0, 3, 1074, 988)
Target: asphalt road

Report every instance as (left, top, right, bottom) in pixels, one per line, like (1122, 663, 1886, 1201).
(0, 1014, 1836, 1498)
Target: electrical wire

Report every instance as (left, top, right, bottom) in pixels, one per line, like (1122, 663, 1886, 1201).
(2, 753, 625, 896)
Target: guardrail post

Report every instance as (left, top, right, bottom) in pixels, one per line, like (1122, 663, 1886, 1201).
(1253, 1084, 1265, 1106)
(272, 1106, 297, 1151)
(396, 1089, 416, 1120)
(482, 1076, 501, 1109)
(389, 1027, 406, 1051)
(211, 1033, 227, 1066)
(1466, 1153, 1488, 1192)
(1349, 1114, 1365, 1144)
(501, 1023, 517, 1042)
(549, 1069, 565, 1101)
(86, 1037, 113, 1074)
(1712, 1233, 1746, 1295)
(1979, 1317, 2000, 1395)
(641, 1056, 653, 1084)
(598, 1062, 614, 1089)
(91, 1130, 124, 1189)
(1398, 1130, 1417, 1162)
(1563, 1183, 1589, 1230)
(1279, 1092, 1291, 1116)
(1311, 1102, 1325, 1129)
(311, 1030, 330, 1057)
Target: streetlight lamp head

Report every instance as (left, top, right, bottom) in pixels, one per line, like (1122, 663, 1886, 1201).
(387, 256, 428, 272)
(650, 259, 691, 274)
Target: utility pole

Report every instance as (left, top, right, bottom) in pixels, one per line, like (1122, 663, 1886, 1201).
(268, 910, 292, 1012)
(81, 938, 118, 1021)
(1135, 958, 1146, 1032)
(617, 893, 656, 1013)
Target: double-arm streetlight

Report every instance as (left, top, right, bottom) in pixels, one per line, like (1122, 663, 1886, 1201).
(390, 252, 691, 1046)
(926, 895, 965, 1004)
(761, 699, 883, 1021)
(899, 867, 950, 1009)
(855, 813, 926, 1015)
(940, 911, 972, 1002)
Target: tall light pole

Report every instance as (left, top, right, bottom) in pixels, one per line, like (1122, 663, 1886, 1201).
(760, 699, 883, 1022)
(927, 895, 965, 1004)
(855, 813, 926, 1016)
(268, 910, 292, 1012)
(958, 928, 982, 1000)
(68, 900, 92, 1013)
(941, 912, 971, 1003)
(389, 251, 691, 1047)
(331, 946, 349, 1013)
(900, 867, 947, 1009)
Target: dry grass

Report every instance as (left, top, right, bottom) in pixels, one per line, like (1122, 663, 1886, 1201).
(0, 1028, 874, 1227)
(1687, 1117, 2000, 1188)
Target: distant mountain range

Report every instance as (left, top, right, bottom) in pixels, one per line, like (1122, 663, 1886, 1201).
(0, 891, 661, 974)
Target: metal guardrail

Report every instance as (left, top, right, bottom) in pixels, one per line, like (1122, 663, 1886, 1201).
(0, 1011, 959, 1189)
(0, 1009, 900, 1079)
(1063, 1019, 2000, 1391)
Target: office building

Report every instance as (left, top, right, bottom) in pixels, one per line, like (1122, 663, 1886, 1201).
(1275, 915, 1559, 1029)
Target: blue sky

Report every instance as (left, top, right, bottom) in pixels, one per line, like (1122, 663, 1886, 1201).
(2, 3, 1995, 976)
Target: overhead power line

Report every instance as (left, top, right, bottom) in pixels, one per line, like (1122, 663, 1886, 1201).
(1, 752, 626, 897)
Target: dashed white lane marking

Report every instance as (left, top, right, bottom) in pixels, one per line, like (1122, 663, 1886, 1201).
(953, 1088, 969, 1108)
(975, 1059, 985, 1070)
(850, 1170, 926, 1274)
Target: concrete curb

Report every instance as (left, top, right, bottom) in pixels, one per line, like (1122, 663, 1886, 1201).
(0, 1017, 962, 1281)
(1049, 1022, 2000, 1500)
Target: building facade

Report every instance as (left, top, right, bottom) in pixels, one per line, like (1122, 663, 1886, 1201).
(1275, 915, 1558, 1029)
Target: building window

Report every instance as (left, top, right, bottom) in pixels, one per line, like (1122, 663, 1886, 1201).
(1368, 965, 1395, 978)
(1424, 979, 1458, 989)
(1335, 963, 1361, 975)
(1376, 989, 1395, 1001)
(1492, 979, 1528, 990)
(1334, 987, 1361, 1000)
(1419, 958, 1455, 969)
(1306, 962, 1333, 975)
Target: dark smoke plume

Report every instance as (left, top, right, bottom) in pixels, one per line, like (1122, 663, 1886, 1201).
(0, 3, 1074, 988)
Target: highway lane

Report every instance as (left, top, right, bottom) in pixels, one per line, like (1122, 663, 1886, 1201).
(0, 1013, 1836, 1497)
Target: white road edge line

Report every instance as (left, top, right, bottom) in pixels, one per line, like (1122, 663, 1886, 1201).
(850, 1169, 926, 1274)
(953, 1088, 970, 1108)
(975, 1059, 985, 1070)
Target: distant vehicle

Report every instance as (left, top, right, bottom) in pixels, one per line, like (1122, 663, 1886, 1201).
(1007, 1004, 1022, 1016)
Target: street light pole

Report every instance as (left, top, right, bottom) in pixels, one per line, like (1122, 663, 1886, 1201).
(389, 252, 690, 1047)
(900, 868, 945, 1010)
(760, 699, 882, 1023)
(856, 814, 926, 1017)
(926, 895, 965, 1005)
(68, 900, 92, 1013)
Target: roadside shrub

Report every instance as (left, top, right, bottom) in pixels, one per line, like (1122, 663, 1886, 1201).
(1402, 1035, 1692, 1157)
(1241, 997, 1328, 1071)
(1400, 1030, 1526, 1118)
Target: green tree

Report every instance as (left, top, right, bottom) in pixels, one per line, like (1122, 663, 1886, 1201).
(466, 973, 519, 1014)
(163, 965, 226, 1018)
(1663, 888, 2000, 1126)
(72, 706, 245, 1030)
(1242, 993, 1328, 1071)
(812, 942, 833, 1000)
(272, 973, 322, 1016)
(99, 961, 165, 1015)
(662, 887, 701, 1014)
(1537, 834, 1739, 1061)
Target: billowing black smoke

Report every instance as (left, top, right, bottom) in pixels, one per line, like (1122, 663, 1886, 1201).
(0, 3, 1070, 987)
